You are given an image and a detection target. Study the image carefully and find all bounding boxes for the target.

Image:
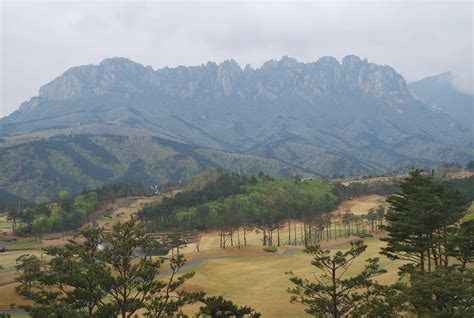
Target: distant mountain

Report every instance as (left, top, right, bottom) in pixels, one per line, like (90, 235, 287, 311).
(409, 72, 473, 128)
(1, 55, 473, 201)
(0, 135, 308, 202)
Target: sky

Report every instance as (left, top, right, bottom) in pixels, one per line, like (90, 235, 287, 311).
(0, 0, 473, 117)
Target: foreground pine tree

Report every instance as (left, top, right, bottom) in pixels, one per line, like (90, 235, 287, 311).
(382, 170, 467, 272)
(14, 218, 258, 317)
(15, 219, 201, 317)
(287, 240, 389, 318)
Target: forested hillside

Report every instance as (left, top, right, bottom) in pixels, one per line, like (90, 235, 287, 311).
(0, 135, 307, 202)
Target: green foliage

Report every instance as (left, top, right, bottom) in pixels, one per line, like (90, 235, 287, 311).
(7, 181, 152, 235)
(449, 176, 474, 201)
(24, 191, 99, 235)
(14, 219, 201, 317)
(394, 267, 474, 317)
(263, 245, 277, 253)
(287, 240, 388, 317)
(140, 172, 340, 238)
(0, 135, 306, 202)
(447, 219, 474, 268)
(198, 296, 261, 318)
(382, 170, 467, 271)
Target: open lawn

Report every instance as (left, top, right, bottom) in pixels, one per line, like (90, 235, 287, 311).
(0, 238, 40, 251)
(180, 237, 402, 317)
(332, 195, 387, 216)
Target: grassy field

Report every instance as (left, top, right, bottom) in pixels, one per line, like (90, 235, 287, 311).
(331, 194, 387, 216)
(179, 237, 401, 317)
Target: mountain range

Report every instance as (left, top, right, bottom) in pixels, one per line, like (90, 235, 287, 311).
(1, 55, 472, 201)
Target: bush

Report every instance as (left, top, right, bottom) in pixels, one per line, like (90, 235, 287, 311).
(263, 245, 278, 253)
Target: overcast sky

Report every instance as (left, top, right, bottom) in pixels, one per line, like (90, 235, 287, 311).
(1, 0, 472, 117)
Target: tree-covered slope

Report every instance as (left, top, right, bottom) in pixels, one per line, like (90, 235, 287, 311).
(0, 135, 308, 202)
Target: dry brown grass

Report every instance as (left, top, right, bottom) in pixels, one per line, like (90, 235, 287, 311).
(331, 195, 387, 216)
(179, 237, 402, 317)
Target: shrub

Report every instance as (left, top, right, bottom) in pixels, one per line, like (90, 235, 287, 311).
(263, 245, 278, 253)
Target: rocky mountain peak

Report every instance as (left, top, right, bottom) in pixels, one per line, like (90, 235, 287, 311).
(12, 55, 418, 117)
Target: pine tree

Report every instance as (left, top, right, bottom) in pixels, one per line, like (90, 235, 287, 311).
(14, 219, 201, 317)
(287, 240, 387, 318)
(381, 170, 466, 272)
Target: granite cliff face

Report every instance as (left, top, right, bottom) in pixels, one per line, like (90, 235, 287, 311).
(1, 55, 472, 183)
(14, 55, 412, 113)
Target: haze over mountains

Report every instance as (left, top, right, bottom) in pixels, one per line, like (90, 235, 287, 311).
(1, 55, 472, 201)
(409, 72, 473, 129)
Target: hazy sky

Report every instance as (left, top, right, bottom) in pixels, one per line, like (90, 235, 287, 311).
(1, 0, 473, 117)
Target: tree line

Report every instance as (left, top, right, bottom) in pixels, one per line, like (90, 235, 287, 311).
(139, 174, 343, 249)
(6, 182, 155, 236)
(139, 171, 399, 250)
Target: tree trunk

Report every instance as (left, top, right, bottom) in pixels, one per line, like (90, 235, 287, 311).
(300, 223, 304, 243)
(331, 261, 339, 318)
(288, 220, 291, 246)
(237, 229, 241, 248)
(277, 227, 280, 246)
(294, 221, 297, 245)
(304, 223, 308, 246)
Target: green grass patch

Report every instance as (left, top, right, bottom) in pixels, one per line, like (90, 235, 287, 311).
(0, 238, 40, 251)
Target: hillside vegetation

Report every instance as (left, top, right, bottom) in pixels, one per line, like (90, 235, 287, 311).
(0, 135, 307, 202)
